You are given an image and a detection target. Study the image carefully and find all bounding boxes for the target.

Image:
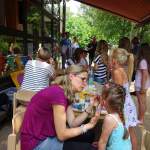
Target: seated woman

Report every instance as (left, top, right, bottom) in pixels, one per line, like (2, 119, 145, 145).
(21, 47, 55, 92)
(74, 48, 88, 69)
(20, 65, 99, 150)
(66, 48, 88, 69)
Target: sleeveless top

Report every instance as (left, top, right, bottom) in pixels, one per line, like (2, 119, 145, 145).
(107, 114, 131, 150)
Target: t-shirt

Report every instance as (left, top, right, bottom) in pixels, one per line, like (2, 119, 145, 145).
(135, 59, 150, 89)
(21, 85, 68, 150)
(21, 60, 54, 92)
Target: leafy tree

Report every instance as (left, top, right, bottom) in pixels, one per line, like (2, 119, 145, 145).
(66, 15, 94, 47)
(66, 3, 150, 46)
(80, 5, 133, 44)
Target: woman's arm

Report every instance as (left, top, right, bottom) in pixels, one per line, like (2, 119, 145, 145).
(140, 69, 148, 93)
(98, 115, 116, 150)
(67, 105, 93, 127)
(93, 63, 98, 70)
(53, 105, 97, 141)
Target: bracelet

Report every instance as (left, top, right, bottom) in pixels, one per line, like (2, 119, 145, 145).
(80, 124, 87, 134)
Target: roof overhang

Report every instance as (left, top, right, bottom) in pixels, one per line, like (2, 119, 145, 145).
(74, 0, 150, 25)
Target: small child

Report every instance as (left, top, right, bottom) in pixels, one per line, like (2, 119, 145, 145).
(110, 48, 138, 150)
(98, 82, 131, 150)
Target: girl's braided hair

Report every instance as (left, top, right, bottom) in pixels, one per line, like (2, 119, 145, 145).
(102, 82, 129, 139)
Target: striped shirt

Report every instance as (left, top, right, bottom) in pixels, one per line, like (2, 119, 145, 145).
(93, 54, 107, 79)
(21, 60, 54, 92)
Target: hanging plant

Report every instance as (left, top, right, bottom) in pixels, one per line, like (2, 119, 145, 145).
(0, 38, 9, 55)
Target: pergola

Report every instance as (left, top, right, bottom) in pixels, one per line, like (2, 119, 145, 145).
(75, 0, 150, 25)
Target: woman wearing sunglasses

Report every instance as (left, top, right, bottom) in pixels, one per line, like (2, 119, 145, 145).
(21, 65, 98, 150)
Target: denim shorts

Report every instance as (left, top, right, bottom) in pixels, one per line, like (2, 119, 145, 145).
(94, 76, 107, 85)
(34, 137, 63, 150)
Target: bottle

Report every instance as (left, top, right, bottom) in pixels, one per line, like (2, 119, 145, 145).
(88, 69, 94, 86)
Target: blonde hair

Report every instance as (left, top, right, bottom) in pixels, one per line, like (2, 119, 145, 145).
(112, 48, 134, 83)
(37, 47, 51, 61)
(52, 65, 88, 104)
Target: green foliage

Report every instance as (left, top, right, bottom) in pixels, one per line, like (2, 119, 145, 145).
(0, 38, 9, 55)
(137, 24, 150, 43)
(66, 4, 150, 46)
(66, 16, 94, 47)
(27, 6, 41, 31)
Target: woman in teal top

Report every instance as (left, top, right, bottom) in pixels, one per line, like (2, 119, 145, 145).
(98, 82, 131, 150)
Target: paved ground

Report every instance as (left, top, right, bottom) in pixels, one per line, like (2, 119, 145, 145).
(0, 87, 150, 150)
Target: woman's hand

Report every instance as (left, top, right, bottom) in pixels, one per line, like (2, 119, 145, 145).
(49, 57, 55, 65)
(90, 95, 100, 107)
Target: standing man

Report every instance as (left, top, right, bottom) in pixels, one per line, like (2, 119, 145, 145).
(60, 32, 71, 69)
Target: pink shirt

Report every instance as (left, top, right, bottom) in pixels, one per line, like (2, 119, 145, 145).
(21, 85, 68, 150)
(135, 59, 150, 89)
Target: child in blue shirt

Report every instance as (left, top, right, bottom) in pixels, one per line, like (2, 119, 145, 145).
(98, 82, 131, 150)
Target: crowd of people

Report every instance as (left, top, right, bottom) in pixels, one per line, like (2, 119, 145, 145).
(18, 34, 150, 150)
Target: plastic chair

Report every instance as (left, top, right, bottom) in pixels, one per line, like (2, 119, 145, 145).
(140, 125, 150, 150)
(7, 111, 24, 150)
(10, 70, 24, 89)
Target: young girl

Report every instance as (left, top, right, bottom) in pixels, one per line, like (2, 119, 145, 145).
(118, 37, 134, 85)
(93, 40, 109, 85)
(110, 48, 138, 150)
(135, 43, 150, 123)
(98, 82, 131, 150)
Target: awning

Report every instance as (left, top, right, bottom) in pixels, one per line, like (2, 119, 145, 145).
(74, 0, 150, 25)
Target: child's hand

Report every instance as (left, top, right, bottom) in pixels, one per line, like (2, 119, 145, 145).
(49, 57, 55, 65)
(89, 114, 99, 126)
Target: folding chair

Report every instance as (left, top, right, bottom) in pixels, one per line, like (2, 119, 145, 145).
(7, 111, 24, 150)
(7, 90, 36, 150)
